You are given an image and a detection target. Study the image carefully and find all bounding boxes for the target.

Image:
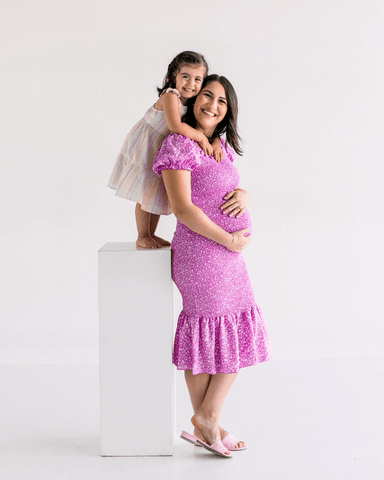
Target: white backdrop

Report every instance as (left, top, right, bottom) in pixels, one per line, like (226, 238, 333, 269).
(0, 0, 383, 364)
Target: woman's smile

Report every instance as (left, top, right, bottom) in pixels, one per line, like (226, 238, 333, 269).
(194, 81, 228, 136)
(201, 108, 216, 117)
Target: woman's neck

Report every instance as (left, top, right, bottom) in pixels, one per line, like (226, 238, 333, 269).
(196, 124, 215, 139)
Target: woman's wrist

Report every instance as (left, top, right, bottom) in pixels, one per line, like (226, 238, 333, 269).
(224, 232, 234, 247)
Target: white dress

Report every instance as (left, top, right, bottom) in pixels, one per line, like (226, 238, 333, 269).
(108, 88, 187, 215)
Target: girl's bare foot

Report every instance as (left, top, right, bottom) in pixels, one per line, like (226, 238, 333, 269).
(191, 413, 231, 456)
(193, 426, 245, 450)
(136, 236, 161, 249)
(151, 235, 171, 247)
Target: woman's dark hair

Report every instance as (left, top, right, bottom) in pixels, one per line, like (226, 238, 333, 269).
(183, 74, 243, 156)
(157, 51, 208, 97)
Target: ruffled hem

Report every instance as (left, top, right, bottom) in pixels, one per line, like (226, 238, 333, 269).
(173, 305, 272, 375)
(108, 163, 172, 215)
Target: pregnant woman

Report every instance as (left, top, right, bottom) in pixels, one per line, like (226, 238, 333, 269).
(153, 75, 272, 458)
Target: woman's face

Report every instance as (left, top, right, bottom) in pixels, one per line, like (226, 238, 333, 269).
(193, 81, 228, 136)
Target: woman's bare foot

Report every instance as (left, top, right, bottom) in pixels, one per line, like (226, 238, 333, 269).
(151, 235, 171, 247)
(193, 426, 245, 450)
(136, 236, 161, 249)
(191, 413, 231, 456)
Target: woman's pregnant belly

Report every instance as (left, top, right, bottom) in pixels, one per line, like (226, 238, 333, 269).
(196, 195, 252, 234)
(171, 199, 255, 315)
(173, 199, 252, 247)
(209, 203, 252, 234)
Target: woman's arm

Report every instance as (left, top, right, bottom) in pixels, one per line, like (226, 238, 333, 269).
(162, 93, 213, 156)
(162, 169, 251, 252)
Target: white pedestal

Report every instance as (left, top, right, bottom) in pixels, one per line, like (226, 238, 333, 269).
(98, 242, 174, 456)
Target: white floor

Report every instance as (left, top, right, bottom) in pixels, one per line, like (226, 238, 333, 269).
(0, 359, 382, 480)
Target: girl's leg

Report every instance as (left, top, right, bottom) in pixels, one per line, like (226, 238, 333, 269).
(149, 213, 171, 247)
(135, 203, 161, 249)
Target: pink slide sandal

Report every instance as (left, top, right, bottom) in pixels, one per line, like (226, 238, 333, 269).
(196, 438, 233, 458)
(222, 433, 248, 451)
(180, 430, 199, 445)
(180, 430, 247, 451)
(180, 431, 232, 458)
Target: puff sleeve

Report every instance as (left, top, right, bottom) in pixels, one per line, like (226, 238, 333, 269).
(220, 138, 236, 163)
(163, 87, 181, 97)
(153, 133, 202, 175)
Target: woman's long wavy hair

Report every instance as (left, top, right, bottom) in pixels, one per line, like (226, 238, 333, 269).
(157, 51, 208, 97)
(183, 74, 243, 155)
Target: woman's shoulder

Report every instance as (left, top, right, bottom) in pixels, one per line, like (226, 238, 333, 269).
(162, 132, 200, 151)
(153, 134, 202, 175)
(220, 138, 236, 163)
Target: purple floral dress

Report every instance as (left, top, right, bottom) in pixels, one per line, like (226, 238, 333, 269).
(154, 134, 272, 375)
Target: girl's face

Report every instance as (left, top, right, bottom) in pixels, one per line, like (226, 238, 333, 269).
(174, 64, 206, 100)
(193, 81, 228, 136)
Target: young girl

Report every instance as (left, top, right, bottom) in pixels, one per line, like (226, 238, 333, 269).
(108, 51, 223, 249)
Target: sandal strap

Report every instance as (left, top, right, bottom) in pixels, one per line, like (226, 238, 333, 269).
(210, 440, 231, 455)
(222, 433, 244, 450)
(197, 438, 232, 457)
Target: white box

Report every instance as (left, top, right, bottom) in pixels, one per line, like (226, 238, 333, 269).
(98, 243, 174, 456)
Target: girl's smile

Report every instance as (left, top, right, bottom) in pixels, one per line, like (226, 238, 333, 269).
(174, 64, 206, 100)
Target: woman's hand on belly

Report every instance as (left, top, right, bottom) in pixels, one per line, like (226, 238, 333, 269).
(221, 188, 250, 218)
(226, 228, 252, 253)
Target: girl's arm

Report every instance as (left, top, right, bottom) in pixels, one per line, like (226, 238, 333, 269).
(162, 92, 213, 156)
(162, 169, 251, 253)
(211, 136, 224, 163)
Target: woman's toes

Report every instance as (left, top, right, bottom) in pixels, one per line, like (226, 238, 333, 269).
(231, 440, 244, 449)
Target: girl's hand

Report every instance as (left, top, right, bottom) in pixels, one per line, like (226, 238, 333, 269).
(214, 148, 224, 163)
(198, 135, 214, 156)
(211, 137, 224, 163)
(226, 228, 251, 252)
(221, 188, 250, 218)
